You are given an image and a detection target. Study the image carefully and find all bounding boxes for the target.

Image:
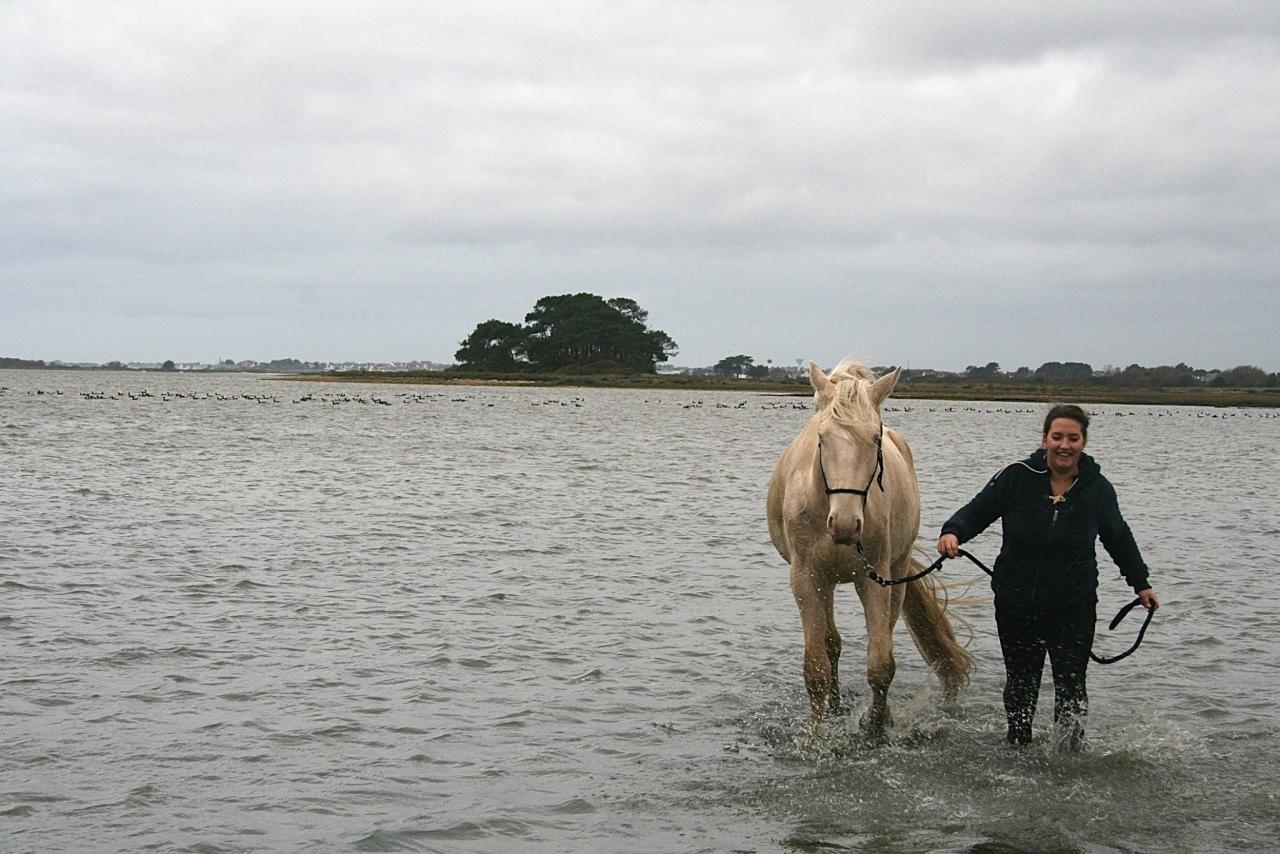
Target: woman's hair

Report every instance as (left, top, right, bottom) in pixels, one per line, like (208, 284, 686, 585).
(1043, 404, 1090, 439)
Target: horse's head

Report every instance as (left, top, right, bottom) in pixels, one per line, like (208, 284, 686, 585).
(808, 360, 901, 545)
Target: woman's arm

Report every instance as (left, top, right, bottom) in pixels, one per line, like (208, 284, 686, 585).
(1098, 479, 1153, 598)
(938, 468, 1008, 552)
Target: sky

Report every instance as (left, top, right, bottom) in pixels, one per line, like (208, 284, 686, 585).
(4, 2, 1279, 371)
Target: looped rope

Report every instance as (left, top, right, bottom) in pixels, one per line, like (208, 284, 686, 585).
(860, 546, 1154, 665)
(1089, 597, 1155, 664)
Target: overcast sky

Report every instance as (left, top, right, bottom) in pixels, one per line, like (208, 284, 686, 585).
(5, 2, 1278, 370)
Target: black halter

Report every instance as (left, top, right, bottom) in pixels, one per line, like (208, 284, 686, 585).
(818, 423, 885, 504)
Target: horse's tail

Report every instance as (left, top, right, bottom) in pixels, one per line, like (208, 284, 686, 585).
(902, 556, 974, 699)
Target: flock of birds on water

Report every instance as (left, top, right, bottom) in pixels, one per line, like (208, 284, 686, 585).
(2, 384, 1278, 417)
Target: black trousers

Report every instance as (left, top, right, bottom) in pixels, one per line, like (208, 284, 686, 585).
(994, 598, 1096, 745)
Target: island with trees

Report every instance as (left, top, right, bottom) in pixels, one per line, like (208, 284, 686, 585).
(451, 293, 677, 374)
(322, 294, 1280, 407)
(6, 293, 1279, 407)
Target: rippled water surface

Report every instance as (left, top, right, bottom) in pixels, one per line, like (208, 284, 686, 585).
(3, 370, 1279, 852)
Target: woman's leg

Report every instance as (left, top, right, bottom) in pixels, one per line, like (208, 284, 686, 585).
(1045, 600, 1097, 751)
(995, 604, 1046, 745)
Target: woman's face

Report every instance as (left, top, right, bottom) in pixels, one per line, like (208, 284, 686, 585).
(1043, 417, 1087, 476)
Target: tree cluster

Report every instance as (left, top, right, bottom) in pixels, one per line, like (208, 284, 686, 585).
(712, 355, 770, 378)
(0, 357, 48, 369)
(454, 294, 677, 373)
(935, 361, 1280, 387)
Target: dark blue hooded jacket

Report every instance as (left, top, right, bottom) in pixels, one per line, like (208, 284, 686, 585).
(941, 449, 1150, 612)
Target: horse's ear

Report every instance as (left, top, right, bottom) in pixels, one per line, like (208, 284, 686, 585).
(808, 361, 834, 401)
(868, 366, 901, 409)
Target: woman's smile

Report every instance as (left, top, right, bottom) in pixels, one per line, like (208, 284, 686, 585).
(1043, 417, 1086, 476)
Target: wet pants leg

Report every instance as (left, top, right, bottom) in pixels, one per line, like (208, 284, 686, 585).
(995, 600, 1096, 746)
(995, 605, 1043, 745)
(1045, 600, 1096, 750)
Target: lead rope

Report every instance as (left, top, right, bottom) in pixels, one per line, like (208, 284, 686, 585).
(862, 544, 988, 587)
(859, 544, 1154, 665)
(1088, 597, 1155, 664)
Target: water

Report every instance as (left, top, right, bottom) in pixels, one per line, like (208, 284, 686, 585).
(3, 369, 1278, 852)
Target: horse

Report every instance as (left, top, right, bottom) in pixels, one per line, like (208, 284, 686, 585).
(766, 360, 971, 730)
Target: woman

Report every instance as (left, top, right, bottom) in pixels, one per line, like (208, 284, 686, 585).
(937, 404, 1159, 749)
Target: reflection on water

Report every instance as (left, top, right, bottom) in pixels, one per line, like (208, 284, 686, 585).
(2, 370, 1278, 852)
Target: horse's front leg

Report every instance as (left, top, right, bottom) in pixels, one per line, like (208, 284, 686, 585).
(854, 576, 900, 735)
(791, 562, 838, 723)
(823, 591, 844, 716)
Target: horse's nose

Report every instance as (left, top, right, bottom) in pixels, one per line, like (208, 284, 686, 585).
(827, 511, 863, 544)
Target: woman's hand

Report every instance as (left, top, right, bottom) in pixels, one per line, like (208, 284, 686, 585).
(1139, 588, 1160, 611)
(937, 533, 960, 558)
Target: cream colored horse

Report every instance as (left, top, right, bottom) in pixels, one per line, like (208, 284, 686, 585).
(767, 360, 971, 729)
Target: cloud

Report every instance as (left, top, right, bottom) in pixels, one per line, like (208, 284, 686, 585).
(2, 1, 1278, 368)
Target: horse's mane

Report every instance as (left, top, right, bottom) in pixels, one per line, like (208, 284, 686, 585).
(829, 357, 873, 383)
(823, 358, 879, 427)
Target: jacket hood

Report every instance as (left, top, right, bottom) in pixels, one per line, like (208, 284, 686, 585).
(1024, 448, 1101, 485)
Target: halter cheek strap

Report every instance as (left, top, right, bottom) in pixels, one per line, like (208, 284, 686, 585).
(818, 423, 885, 501)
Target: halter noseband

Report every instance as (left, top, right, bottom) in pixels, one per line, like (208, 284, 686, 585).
(818, 423, 885, 503)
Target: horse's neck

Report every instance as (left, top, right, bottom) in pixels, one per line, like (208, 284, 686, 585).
(803, 426, 827, 495)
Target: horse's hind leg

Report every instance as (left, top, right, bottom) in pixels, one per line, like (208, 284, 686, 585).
(901, 570, 973, 702)
(791, 564, 838, 723)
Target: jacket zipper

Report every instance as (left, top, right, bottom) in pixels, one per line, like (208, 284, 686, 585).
(1033, 488, 1059, 605)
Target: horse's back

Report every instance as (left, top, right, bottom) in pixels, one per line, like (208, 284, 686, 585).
(886, 426, 915, 473)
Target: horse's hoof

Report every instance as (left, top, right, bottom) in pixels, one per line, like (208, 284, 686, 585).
(940, 679, 966, 705)
(859, 710, 892, 738)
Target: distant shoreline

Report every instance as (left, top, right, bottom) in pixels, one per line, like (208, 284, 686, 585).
(290, 371, 1280, 409)
(5, 364, 1276, 408)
